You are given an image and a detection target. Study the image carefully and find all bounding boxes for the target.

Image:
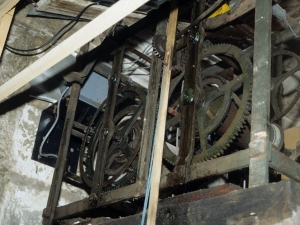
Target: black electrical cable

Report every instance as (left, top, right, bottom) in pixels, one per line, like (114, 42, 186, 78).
(5, 3, 97, 53)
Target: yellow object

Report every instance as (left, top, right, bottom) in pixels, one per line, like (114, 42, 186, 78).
(209, 3, 231, 18)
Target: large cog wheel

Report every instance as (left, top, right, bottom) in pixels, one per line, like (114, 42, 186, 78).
(193, 44, 253, 163)
(162, 44, 253, 165)
(79, 85, 146, 189)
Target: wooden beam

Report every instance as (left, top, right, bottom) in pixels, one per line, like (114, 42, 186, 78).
(0, 7, 15, 58)
(0, 0, 149, 102)
(0, 0, 18, 19)
(146, 1, 178, 224)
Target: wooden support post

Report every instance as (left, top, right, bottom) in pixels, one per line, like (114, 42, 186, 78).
(0, 7, 15, 58)
(146, 1, 178, 224)
(0, 0, 149, 102)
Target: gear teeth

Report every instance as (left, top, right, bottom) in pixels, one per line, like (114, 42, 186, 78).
(153, 48, 162, 58)
(182, 43, 254, 164)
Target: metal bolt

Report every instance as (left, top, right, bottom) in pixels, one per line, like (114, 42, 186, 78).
(180, 88, 194, 106)
(189, 32, 200, 44)
(70, 148, 74, 153)
(109, 75, 117, 83)
(103, 128, 109, 136)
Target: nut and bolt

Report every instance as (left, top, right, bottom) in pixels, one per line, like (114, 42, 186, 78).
(109, 75, 117, 83)
(103, 128, 109, 136)
(189, 32, 200, 44)
(180, 88, 195, 106)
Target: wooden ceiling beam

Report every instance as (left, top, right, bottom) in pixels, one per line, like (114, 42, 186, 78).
(0, 7, 15, 58)
(0, 0, 19, 19)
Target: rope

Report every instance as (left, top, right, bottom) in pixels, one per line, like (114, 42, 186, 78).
(140, 124, 158, 224)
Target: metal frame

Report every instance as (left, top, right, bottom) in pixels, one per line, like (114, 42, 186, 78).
(42, 0, 300, 223)
(248, 0, 272, 188)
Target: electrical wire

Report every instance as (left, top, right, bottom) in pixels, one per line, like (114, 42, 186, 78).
(39, 86, 70, 158)
(6, 3, 98, 53)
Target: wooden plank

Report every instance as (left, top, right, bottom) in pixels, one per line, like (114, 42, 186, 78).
(61, 184, 241, 225)
(0, 0, 18, 19)
(0, 7, 15, 58)
(146, 1, 178, 224)
(0, 0, 149, 103)
(62, 181, 300, 225)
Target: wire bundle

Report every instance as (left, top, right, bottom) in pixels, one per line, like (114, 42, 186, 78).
(5, 3, 97, 55)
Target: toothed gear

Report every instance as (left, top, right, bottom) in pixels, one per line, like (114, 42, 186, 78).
(152, 35, 166, 59)
(162, 44, 253, 165)
(79, 85, 146, 189)
(193, 44, 253, 163)
(152, 34, 188, 72)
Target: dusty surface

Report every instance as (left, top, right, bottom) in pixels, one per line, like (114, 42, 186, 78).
(0, 3, 88, 224)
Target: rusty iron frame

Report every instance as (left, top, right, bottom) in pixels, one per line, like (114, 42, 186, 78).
(43, 0, 300, 223)
(176, 0, 205, 181)
(248, 0, 273, 188)
(52, 144, 300, 221)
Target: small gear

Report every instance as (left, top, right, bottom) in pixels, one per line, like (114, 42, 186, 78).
(152, 34, 188, 73)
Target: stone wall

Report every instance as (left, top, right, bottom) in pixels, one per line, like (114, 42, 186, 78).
(0, 3, 88, 224)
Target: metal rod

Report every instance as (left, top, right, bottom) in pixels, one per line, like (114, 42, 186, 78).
(73, 121, 88, 132)
(248, 0, 272, 188)
(91, 46, 124, 199)
(125, 45, 152, 64)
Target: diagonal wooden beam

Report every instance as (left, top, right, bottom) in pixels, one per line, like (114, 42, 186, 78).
(146, 1, 178, 224)
(0, 0, 149, 102)
(0, 7, 15, 58)
(0, 0, 19, 19)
